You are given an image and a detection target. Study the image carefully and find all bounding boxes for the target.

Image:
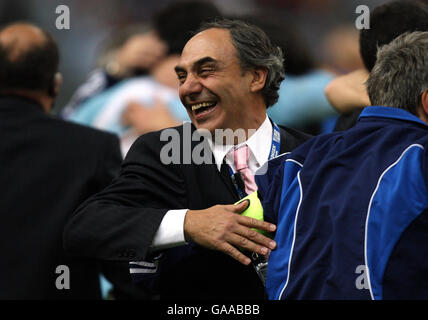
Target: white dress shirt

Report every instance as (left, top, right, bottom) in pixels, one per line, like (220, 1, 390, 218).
(150, 115, 273, 250)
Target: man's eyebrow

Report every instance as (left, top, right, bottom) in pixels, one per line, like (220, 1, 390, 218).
(174, 65, 186, 74)
(194, 57, 217, 68)
(175, 57, 218, 74)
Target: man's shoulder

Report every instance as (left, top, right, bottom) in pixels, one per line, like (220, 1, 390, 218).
(125, 124, 191, 164)
(54, 116, 118, 140)
(131, 124, 188, 147)
(47, 116, 120, 152)
(278, 125, 312, 153)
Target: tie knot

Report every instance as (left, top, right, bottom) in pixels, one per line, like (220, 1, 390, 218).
(234, 145, 249, 171)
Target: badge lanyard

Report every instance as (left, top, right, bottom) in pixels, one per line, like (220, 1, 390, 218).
(228, 121, 281, 199)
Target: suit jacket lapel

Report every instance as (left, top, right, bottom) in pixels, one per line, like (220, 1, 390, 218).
(218, 162, 239, 201)
(190, 124, 239, 202)
(279, 128, 288, 154)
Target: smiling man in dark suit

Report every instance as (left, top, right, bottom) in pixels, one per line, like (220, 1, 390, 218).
(64, 19, 310, 299)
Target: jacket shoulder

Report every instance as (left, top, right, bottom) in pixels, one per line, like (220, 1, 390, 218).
(48, 116, 120, 151)
(278, 125, 312, 153)
(55, 117, 118, 141)
(124, 124, 187, 164)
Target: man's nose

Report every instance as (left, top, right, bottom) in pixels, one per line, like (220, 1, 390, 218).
(180, 74, 203, 99)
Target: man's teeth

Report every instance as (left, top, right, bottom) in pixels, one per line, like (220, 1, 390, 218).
(191, 102, 215, 111)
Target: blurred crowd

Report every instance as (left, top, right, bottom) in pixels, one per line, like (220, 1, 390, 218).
(1, 0, 388, 122)
(1, 0, 391, 146)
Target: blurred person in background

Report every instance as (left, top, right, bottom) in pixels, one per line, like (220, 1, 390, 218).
(66, 1, 222, 156)
(0, 22, 125, 299)
(321, 24, 365, 75)
(60, 24, 167, 119)
(325, 0, 428, 131)
(241, 14, 338, 135)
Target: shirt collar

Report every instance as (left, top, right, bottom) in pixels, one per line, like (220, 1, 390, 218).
(359, 106, 428, 127)
(208, 115, 273, 171)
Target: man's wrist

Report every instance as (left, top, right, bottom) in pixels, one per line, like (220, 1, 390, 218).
(151, 209, 188, 250)
(183, 209, 194, 243)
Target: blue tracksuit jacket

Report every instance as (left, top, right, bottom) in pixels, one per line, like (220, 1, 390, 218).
(256, 106, 428, 300)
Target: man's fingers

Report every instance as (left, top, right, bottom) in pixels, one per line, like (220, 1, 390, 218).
(239, 215, 276, 233)
(219, 242, 251, 266)
(226, 232, 271, 256)
(232, 223, 276, 250)
(185, 206, 276, 265)
(230, 199, 250, 213)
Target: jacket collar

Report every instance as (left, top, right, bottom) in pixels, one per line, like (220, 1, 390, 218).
(208, 115, 272, 172)
(359, 106, 428, 128)
(0, 95, 45, 113)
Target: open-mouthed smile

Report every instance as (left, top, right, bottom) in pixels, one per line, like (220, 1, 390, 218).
(191, 101, 217, 111)
(190, 101, 218, 120)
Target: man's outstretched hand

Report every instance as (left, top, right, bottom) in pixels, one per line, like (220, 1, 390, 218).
(183, 201, 277, 265)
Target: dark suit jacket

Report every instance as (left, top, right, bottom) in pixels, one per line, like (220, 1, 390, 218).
(0, 96, 123, 299)
(64, 120, 310, 299)
(333, 108, 364, 132)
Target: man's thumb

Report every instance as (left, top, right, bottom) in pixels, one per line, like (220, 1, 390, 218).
(234, 199, 250, 213)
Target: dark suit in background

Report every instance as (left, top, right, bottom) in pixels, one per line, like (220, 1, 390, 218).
(0, 96, 122, 299)
(64, 123, 310, 299)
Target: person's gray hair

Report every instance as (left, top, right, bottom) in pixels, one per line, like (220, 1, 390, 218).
(197, 19, 284, 108)
(367, 31, 428, 115)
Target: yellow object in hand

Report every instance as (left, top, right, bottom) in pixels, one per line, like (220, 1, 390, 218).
(236, 191, 273, 238)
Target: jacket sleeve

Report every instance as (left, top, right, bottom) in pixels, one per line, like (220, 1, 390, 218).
(63, 130, 187, 261)
(255, 154, 288, 225)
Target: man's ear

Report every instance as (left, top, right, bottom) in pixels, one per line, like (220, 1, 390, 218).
(422, 89, 428, 115)
(50, 72, 62, 97)
(418, 89, 428, 124)
(249, 68, 268, 93)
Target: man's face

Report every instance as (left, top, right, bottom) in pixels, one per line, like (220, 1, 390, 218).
(175, 28, 253, 133)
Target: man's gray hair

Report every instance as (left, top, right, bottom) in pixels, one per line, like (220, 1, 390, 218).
(367, 31, 428, 115)
(197, 19, 284, 108)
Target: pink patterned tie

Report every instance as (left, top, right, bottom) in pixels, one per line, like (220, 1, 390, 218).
(234, 145, 257, 195)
